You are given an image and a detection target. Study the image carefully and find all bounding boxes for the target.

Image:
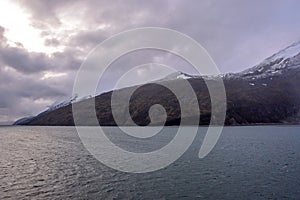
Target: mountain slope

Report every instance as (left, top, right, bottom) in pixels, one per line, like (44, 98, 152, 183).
(238, 41, 300, 79)
(15, 42, 300, 126)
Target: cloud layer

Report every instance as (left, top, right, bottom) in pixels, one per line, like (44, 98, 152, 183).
(1, 0, 300, 123)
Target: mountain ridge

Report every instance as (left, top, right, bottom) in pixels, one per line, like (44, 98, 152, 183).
(14, 42, 300, 126)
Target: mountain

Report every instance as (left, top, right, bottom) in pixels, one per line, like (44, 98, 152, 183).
(15, 42, 300, 126)
(238, 41, 300, 79)
(46, 94, 92, 112)
(156, 71, 199, 81)
(13, 116, 35, 125)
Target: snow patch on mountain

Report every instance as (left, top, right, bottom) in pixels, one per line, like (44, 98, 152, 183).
(47, 94, 92, 112)
(262, 41, 300, 66)
(239, 41, 300, 79)
(34, 41, 300, 115)
(159, 71, 231, 82)
(176, 73, 193, 79)
(157, 71, 200, 82)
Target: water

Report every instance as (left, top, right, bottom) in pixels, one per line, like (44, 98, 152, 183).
(0, 126, 299, 199)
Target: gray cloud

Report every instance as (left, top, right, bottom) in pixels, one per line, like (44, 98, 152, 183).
(0, 43, 82, 74)
(68, 30, 107, 50)
(0, 46, 49, 73)
(18, 0, 75, 27)
(44, 37, 60, 47)
(1, 0, 300, 123)
(0, 27, 79, 123)
(0, 26, 6, 44)
(19, 0, 300, 72)
(0, 65, 69, 122)
(0, 27, 82, 74)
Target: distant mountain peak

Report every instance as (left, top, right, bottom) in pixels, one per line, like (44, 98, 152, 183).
(165, 71, 195, 79)
(47, 94, 92, 112)
(263, 41, 300, 64)
(158, 71, 200, 82)
(14, 41, 300, 125)
(239, 41, 300, 79)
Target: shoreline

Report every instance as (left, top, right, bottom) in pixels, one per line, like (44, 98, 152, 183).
(6, 123, 300, 127)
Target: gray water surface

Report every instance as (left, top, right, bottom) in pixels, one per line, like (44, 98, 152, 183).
(0, 126, 299, 199)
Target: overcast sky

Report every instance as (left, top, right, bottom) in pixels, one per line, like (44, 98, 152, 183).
(1, 0, 300, 124)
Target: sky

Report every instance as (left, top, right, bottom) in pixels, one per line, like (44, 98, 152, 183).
(0, 0, 300, 124)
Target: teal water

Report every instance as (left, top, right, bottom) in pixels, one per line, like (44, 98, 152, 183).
(0, 126, 299, 199)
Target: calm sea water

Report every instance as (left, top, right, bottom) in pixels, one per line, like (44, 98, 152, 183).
(0, 126, 299, 199)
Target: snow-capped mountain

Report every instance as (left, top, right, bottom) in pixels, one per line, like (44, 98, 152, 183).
(238, 41, 300, 79)
(47, 94, 93, 112)
(158, 71, 230, 82)
(14, 41, 300, 126)
(37, 40, 300, 116)
(48, 95, 78, 112)
(157, 71, 199, 82)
